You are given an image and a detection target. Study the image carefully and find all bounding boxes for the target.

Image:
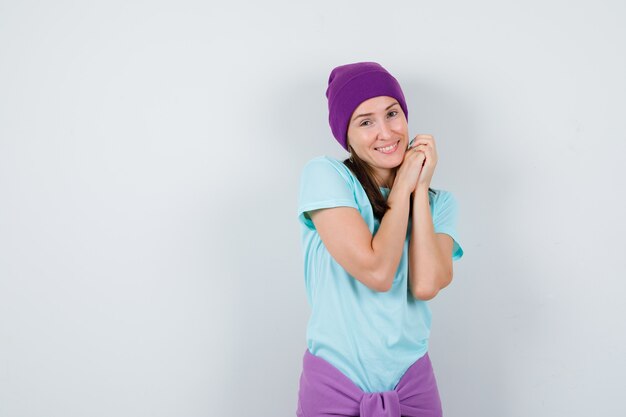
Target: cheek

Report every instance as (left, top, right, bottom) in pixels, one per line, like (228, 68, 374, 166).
(350, 130, 374, 145)
(391, 118, 408, 131)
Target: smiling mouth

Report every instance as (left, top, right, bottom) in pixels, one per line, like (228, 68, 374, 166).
(375, 140, 400, 154)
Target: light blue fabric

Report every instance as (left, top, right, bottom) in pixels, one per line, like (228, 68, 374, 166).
(297, 155, 464, 393)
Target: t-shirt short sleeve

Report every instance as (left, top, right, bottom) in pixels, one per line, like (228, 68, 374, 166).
(297, 157, 359, 231)
(433, 190, 464, 261)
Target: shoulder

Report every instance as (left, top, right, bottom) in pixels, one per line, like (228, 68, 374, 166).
(300, 155, 355, 183)
(429, 188, 459, 210)
(297, 156, 360, 228)
(302, 155, 348, 171)
(429, 188, 455, 200)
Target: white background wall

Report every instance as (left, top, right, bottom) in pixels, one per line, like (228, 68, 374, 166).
(1, 1, 625, 416)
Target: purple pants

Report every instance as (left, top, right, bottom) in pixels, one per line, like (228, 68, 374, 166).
(296, 348, 443, 417)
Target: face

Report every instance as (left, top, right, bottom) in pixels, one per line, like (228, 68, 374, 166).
(346, 95, 409, 185)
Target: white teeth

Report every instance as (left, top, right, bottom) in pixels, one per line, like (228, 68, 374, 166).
(376, 142, 398, 152)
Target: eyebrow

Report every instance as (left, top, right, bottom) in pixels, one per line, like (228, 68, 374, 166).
(352, 102, 400, 122)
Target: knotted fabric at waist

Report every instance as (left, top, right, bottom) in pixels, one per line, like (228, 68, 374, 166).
(296, 348, 442, 417)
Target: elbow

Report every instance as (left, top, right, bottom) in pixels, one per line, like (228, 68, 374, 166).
(365, 259, 394, 292)
(376, 275, 394, 292)
(367, 271, 393, 292)
(352, 268, 392, 292)
(441, 273, 453, 289)
(439, 267, 454, 290)
(413, 270, 452, 300)
(412, 285, 439, 301)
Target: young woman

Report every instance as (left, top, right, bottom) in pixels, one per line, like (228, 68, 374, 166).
(296, 62, 464, 417)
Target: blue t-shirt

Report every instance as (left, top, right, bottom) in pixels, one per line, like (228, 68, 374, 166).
(297, 155, 464, 393)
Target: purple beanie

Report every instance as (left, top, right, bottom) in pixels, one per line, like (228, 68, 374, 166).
(325, 62, 409, 152)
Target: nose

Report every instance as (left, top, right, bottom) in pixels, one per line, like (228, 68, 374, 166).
(377, 119, 394, 140)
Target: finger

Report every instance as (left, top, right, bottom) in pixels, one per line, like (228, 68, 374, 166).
(409, 136, 431, 146)
(410, 136, 436, 147)
(412, 143, 436, 158)
(408, 148, 425, 161)
(419, 146, 437, 163)
(412, 135, 433, 143)
(413, 146, 433, 162)
(410, 142, 433, 150)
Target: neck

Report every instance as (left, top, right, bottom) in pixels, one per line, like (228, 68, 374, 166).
(373, 168, 395, 189)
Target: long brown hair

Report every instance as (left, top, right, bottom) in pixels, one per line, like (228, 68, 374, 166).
(342, 144, 435, 222)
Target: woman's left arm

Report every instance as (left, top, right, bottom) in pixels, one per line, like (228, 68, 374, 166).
(408, 186, 454, 301)
(406, 134, 454, 301)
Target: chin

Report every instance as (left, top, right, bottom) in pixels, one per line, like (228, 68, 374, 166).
(381, 149, 404, 162)
(376, 156, 403, 169)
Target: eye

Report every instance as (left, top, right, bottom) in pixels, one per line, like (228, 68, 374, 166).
(388, 110, 398, 117)
(359, 120, 372, 127)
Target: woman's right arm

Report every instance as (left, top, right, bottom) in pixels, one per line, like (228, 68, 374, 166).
(308, 186, 412, 292)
